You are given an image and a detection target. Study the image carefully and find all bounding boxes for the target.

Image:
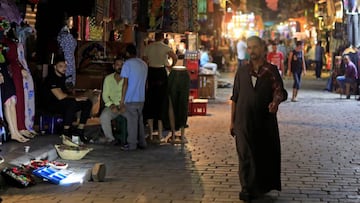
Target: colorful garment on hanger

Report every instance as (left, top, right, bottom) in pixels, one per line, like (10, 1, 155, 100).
(17, 43, 35, 132)
(148, 0, 164, 31)
(57, 27, 77, 86)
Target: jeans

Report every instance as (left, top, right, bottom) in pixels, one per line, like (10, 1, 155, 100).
(347, 14, 359, 47)
(122, 102, 146, 150)
(292, 72, 302, 89)
(336, 75, 355, 89)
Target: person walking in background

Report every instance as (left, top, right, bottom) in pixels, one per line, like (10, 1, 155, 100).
(266, 42, 284, 76)
(288, 41, 306, 102)
(142, 32, 177, 142)
(120, 44, 148, 151)
(230, 36, 287, 202)
(236, 36, 247, 68)
(277, 40, 288, 73)
(314, 41, 325, 79)
(99, 57, 125, 144)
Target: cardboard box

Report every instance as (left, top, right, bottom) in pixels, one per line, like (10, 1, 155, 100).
(198, 74, 216, 99)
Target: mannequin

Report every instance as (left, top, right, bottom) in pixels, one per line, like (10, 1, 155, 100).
(2, 23, 34, 138)
(166, 66, 190, 143)
(0, 43, 29, 143)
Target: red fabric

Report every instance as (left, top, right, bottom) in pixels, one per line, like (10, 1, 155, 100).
(3, 38, 26, 130)
(207, 0, 214, 12)
(224, 12, 232, 23)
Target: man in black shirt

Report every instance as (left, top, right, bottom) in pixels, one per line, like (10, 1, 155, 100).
(43, 55, 92, 143)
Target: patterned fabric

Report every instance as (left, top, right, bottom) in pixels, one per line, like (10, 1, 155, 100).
(17, 43, 35, 131)
(162, 0, 199, 33)
(120, 0, 132, 24)
(148, 0, 164, 31)
(198, 0, 206, 14)
(96, 0, 105, 24)
(57, 27, 77, 86)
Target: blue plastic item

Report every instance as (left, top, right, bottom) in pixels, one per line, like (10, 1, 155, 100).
(32, 166, 73, 184)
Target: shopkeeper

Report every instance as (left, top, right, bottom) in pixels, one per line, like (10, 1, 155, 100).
(142, 32, 177, 141)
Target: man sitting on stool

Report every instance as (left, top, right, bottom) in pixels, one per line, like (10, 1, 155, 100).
(200, 46, 218, 75)
(336, 55, 358, 99)
(43, 54, 92, 143)
(99, 57, 125, 144)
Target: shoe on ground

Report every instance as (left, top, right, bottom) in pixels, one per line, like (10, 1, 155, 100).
(120, 144, 136, 151)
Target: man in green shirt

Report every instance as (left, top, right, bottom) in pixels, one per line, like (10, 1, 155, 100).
(99, 57, 125, 144)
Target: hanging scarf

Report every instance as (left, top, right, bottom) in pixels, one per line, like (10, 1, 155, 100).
(198, 0, 206, 14)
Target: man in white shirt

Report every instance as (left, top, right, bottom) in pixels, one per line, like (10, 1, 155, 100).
(237, 36, 247, 68)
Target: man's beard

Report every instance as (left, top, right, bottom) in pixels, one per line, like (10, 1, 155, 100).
(55, 69, 65, 76)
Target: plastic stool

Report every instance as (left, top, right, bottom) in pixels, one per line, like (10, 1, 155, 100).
(39, 114, 63, 134)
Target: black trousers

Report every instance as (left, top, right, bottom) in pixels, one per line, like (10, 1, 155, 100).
(55, 98, 92, 126)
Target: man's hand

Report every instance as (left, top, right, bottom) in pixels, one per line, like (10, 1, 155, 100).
(110, 104, 118, 113)
(230, 123, 236, 137)
(268, 101, 279, 113)
(75, 96, 88, 101)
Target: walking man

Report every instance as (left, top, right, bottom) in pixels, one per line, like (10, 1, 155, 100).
(230, 36, 287, 202)
(236, 36, 247, 68)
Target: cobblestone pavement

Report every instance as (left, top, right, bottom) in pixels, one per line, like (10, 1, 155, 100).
(1, 71, 360, 203)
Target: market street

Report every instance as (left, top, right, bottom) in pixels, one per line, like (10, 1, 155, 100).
(1, 71, 360, 203)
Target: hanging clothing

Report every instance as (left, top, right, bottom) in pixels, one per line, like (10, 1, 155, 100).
(120, 0, 132, 24)
(167, 67, 190, 130)
(17, 25, 35, 59)
(198, 0, 207, 13)
(57, 27, 77, 86)
(17, 43, 35, 131)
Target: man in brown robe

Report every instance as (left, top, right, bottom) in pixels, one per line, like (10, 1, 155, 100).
(230, 36, 288, 202)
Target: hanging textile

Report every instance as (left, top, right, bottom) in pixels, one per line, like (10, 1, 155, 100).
(148, 0, 164, 31)
(132, 0, 139, 25)
(191, 0, 199, 32)
(207, 0, 214, 13)
(95, 0, 111, 24)
(120, 0, 132, 24)
(198, 0, 207, 14)
(177, 0, 185, 33)
(137, 0, 148, 31)
(96, 0, 105, 24)
(162, 0, 172, 32)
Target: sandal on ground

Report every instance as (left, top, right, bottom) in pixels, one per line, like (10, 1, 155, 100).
(11, 135, 29, 143)
(19, 130, 35, 139)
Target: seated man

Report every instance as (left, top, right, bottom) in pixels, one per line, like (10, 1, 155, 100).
(200, 46, 218, 74)
(43, 55, 92, 143)
(336, 55, 358, 99)
(99, 57, 126, 144)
